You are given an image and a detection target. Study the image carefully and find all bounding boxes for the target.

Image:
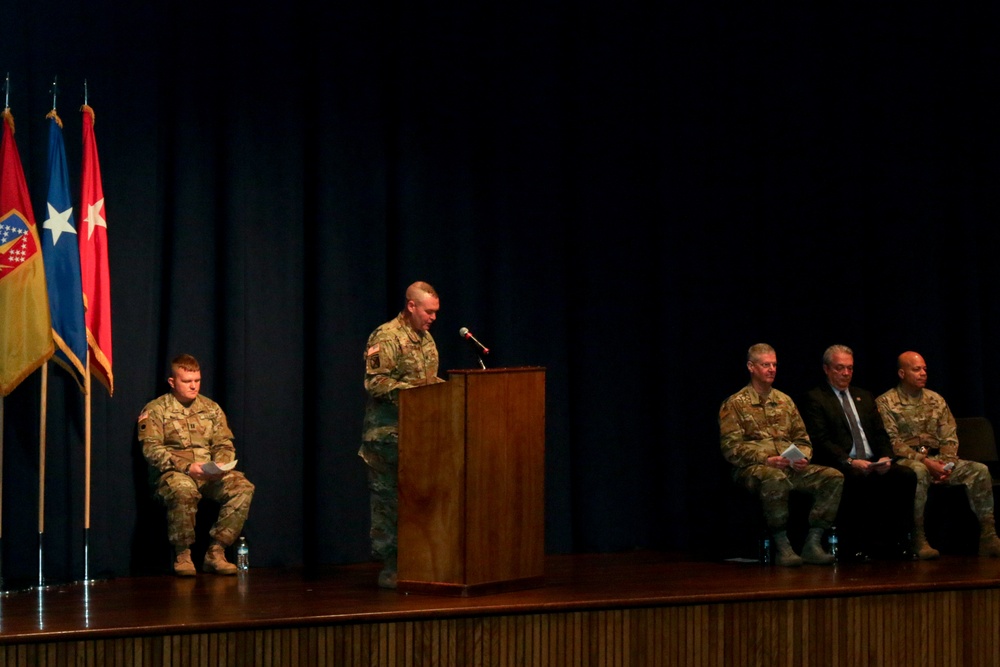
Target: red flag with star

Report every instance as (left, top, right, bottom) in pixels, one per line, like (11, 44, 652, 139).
(0, 108, 54, 396)
(79, 104, 113, 395)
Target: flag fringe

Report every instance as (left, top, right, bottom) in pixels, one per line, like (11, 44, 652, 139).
(51, 330, 86, 392)
(45, 110, 63, 129)
(0, 346, 52, 397)
(86, 330, 114, 396)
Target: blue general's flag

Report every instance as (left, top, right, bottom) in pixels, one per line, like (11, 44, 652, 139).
(40, 110, 86, 387)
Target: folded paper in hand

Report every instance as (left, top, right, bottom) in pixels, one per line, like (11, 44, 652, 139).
(202, 460, 238, 475)
(780, 444, 805, 462)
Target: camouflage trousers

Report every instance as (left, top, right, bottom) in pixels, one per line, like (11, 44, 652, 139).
(897, 457, 995, 525)
(734, 464, 844, 531)
(154, 470, 255, 549)
(359, 439, 398, 565)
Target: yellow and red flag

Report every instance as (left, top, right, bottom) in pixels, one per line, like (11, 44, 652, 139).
(0, 108, 54, 396)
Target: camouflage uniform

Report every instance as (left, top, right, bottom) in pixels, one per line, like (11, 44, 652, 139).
(360, 311, 444, 566)
(876, 385, 995, 526)
(720, 385, 844, 530)
(138, 393, 254, 550)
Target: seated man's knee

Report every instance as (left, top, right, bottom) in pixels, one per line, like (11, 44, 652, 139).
(828, 467, 844, 480)
(759, 476, 790, 501)
(907, 462, 930, 483)
(968, 460, 990, 478)
(157, 472, 201, 505)
(225, 474, 255, 502)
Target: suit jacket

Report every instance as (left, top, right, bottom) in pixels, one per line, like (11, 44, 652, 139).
(801, 384, 892, 470)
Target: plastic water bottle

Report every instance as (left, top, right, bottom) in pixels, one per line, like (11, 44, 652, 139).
(236, 536, 249, 571)
(760, 536, 772, 565)
(828, 526, 839, 561)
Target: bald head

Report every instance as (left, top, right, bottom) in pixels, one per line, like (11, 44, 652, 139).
(897, 350, 928, 395)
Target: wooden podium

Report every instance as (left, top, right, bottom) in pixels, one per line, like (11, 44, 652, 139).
(397, 367, 545, 596)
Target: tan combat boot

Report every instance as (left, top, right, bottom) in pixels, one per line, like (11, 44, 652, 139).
(773, 531, 803, 567)
(202, 542, 238, 575)
(377, 568, 398, 589)
(979, 516, 1000, 557)
(173, 547, 196, 577)
(801, 527, 835, 565)
(912, 526, 940, 560)
(378, 554, 398, 589)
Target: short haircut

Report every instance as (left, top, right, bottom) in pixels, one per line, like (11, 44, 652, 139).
(822, 344, 853, 366)
(406, 281, 438, 304)
(747, 343, 775, 362)
(170, 354, 201, 376)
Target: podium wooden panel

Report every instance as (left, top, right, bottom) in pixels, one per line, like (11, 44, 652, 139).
(397, 367, 545, 596)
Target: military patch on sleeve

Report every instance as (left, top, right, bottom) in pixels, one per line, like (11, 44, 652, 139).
(367, 344, 382, 370)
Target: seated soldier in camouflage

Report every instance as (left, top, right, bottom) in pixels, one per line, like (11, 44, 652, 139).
(876, 351, 1000, 559)
(720, 343, 844, 566)
(138, 354, 255, 576)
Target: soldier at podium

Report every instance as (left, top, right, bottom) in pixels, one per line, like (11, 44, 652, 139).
(360, 281, 445, 588)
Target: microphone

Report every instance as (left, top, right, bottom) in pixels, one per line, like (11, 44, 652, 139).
(458, 327, 490, 355)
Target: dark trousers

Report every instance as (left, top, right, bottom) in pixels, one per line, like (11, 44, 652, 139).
(836, 462, 917, 556)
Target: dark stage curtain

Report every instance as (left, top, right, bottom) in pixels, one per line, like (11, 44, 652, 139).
(1, 2, 999, 582)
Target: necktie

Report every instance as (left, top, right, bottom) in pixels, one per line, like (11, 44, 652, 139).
(840, 390, 869, 459)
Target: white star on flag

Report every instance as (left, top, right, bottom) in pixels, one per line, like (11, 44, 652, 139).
(85, 197, 106, 240)
(43, 202, 76, 245)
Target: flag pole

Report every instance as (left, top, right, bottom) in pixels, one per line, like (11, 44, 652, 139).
(38, 365, 48, 588)
(1, 78, 9, 590)
(1, 396, 5, 590)
(38, 80, 53, 589)
(83, 357, 91, 583)
(38, 78, 56, 590)
(78, 92, 111, 584)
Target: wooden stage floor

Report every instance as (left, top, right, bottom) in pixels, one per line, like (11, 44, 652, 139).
(5, 551, 1000, 665)
(3, 550, 1000, 643)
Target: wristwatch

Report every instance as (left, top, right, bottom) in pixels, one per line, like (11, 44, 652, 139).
(846, 457, 854, 466)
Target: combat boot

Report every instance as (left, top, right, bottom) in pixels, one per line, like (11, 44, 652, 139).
(173, 548, 196, 577)
(912, 526, 940, 560)
(377, 568, 398, 589)
(801, 528, 835, 565)
(202, 542, 238, 575)
(979, 516, 1000, 557)
(772, 531, 802, 567)
(378, 554, 398, 589)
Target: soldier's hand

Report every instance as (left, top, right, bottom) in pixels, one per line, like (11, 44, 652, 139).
(790, 457, 809, 472)
(766, 456, 789, 470)
(924, 457, 950, 482)
(188, 462, 223, 481)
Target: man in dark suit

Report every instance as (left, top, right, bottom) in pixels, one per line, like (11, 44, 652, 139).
(801, 345, 917, 560)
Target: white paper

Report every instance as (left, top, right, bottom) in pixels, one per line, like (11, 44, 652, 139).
(201, 459, 238, 475)
(780, 444, 806, 462)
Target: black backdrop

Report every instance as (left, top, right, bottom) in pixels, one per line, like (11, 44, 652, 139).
(2, 2, 999, 582)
